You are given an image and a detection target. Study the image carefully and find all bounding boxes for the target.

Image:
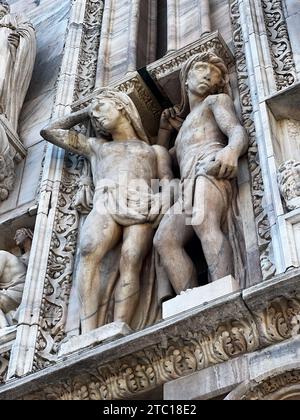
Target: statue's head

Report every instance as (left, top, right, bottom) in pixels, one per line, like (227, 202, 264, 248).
(89, 89, 149, 143)
(14, 228, 33, 248)
(0, 1, 10, 19)
(178, 52, 231, 117)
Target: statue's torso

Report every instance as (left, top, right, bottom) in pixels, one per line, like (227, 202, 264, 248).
(175, 97, 227, 178)
(89, 139, 157, 187)
(0, 251, 26, 288)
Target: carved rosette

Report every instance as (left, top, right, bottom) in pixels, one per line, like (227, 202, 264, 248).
(0, 352, 10, 384)
(230, 0, 275, 280)
(262, 0, 296, 90)
(278, 160, 300, 211)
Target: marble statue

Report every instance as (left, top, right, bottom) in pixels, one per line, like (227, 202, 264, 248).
(0, 228, 33, 329)
(41, 90, 174, 334)
(0, 1, 36, 201)
(154, 52, 248, 294)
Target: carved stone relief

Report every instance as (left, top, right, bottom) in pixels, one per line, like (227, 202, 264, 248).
(73, 0, 104, 101)
(0, 2, 36, 201)
(226, 369, 300, 400)
(278, 160, 300, 211)
(24, 295, 259, 400)
(230, 0, 275, 280)
(262, 0, 296, 91)
(0, 228, 33, 329)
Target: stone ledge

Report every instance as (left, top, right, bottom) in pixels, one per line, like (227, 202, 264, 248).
(0, 269, 300, 399)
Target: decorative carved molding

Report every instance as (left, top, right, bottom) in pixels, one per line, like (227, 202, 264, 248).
(148, 31, 233, 82)
(278, 160, 300, 211)
(230, 0, 275, 280)
(227, 369, 300, 400)
(33, 0, 105, 370)
(34, 154, 81, 370)
(252, 295, 300, 346)
(73, 0, 104, 101)
(0, 352, 10, 384)
(25, 301, 259, 400)
(262, 0, 296, 91)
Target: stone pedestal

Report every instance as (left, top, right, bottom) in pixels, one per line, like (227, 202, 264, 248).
(162, 276, 240, 319)
(59, 322, 132, 357)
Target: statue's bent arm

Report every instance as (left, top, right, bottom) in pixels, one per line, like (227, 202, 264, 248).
(152, 145, 174, 181)
(41, 109, 91, 157)
(210, 94, 249, 157)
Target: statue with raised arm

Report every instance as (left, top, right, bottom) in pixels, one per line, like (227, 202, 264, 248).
(41, 89, 174, 334)
(154, 52, 248, 294)
(0, 228, 33, 329)
(0, 1, 36, 201)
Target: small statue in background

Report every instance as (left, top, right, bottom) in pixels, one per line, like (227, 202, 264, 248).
(0, 228, 33, 329)
(0, 1, 36, 201)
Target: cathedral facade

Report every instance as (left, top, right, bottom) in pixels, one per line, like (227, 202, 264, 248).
(0, 0, 300, 400)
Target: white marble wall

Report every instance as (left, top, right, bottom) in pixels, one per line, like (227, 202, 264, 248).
(0, 0, 70, 222)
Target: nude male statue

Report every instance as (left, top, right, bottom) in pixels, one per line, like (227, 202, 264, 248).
(154, 52, 248, 294)
(41, 90, 174, 334)
(0, 228, 33, 328)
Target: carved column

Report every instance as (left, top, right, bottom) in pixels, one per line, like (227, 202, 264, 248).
(7, 0, 99, 379)
(230, 0, 300, 278)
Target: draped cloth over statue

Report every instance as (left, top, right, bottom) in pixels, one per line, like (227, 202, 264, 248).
(0, 12, 36, 130)
(66, 180, 174, 335)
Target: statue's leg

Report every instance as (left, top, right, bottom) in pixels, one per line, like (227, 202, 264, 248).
(154, 201, 197, 294)
(114, 223, 153, 326)
(77, 206, 122, 334)
(192, 177, 233, 282)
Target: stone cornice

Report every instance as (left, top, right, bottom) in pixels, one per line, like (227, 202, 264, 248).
(1, 269, 300, 399)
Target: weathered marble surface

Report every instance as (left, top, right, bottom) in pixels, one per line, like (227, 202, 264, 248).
(0, 0, 70, 218)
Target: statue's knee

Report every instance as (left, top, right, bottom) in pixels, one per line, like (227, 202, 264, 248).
(120, 247, 141, 269)
(79, 238, 96, 258)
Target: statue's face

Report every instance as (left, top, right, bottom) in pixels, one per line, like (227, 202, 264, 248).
(14, 230, 27, 247)
(186, 61, 224, 97)
(0, 5, 8, 20)
(90, 99, 123, 133)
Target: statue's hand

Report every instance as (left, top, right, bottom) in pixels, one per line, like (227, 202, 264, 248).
(8, 32, 20, 48)
(206, 146, 239, 179)
(160, 106, 183, 132)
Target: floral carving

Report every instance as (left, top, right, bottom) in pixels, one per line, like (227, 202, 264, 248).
(73, 0, 104, 101)
(253, 295, 300, 346)
(26, 315, 258, 400)
(230, 0, 275, 280)
(262, 0, 296, 90)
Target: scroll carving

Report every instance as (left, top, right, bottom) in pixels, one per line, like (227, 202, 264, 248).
(262, 0, 296, 90)
(27, 315, 258, 400)
(230, 0, 275, 280)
